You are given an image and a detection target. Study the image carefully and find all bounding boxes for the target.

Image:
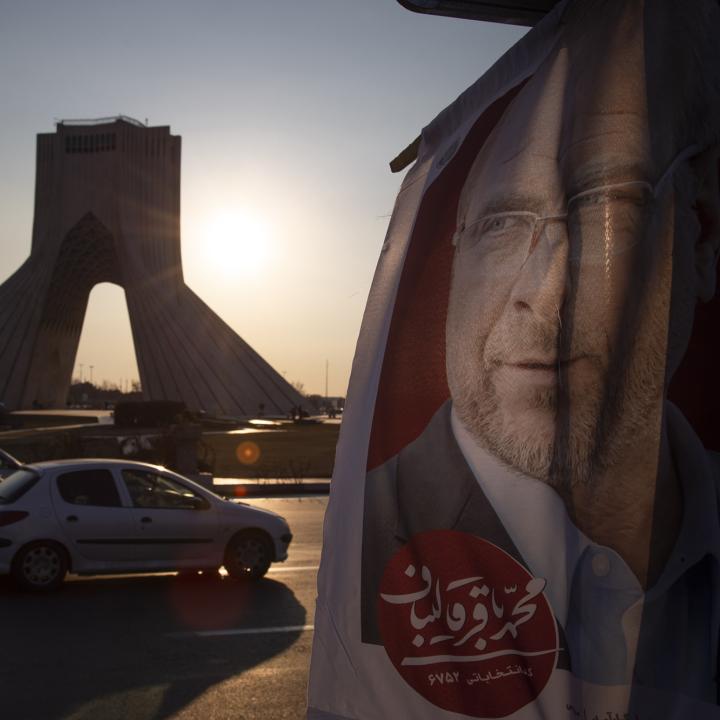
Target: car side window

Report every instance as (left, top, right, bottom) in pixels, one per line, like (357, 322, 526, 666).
(122, 469, 208, 510)
(57, 469, 122, 507)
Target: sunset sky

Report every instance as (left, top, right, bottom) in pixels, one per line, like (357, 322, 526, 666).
(0, 1, 524, 397)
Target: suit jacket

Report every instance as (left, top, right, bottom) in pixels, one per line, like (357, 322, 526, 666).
(361, 401, 559, 646)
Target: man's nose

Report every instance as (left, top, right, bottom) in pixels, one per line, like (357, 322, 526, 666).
(508, 222, 570, 322)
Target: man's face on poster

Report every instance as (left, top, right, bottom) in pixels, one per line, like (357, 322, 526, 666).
(445, 30, 682, 487)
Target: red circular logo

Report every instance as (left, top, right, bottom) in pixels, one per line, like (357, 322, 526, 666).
(378, 530, 557, 717)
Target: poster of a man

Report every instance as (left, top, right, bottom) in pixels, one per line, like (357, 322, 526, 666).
(360, 0, 720, 708)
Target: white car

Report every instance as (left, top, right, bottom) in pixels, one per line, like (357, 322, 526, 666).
(0, 459, 292, 590)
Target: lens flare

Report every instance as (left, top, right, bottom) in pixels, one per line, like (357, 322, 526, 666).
(236, 441, 261, 465)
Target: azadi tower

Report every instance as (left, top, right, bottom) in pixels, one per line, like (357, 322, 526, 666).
(0, 117, 305, 417)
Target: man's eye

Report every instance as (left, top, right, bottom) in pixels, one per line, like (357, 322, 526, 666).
(572, 188, 651, 211)
(479, 214, 530, 236)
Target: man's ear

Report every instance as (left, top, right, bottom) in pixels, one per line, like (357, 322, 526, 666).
(691, 145, 720, 302)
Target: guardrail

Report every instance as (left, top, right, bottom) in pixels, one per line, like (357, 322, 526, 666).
(57, 115, 146, 127)
(212, 478, 330, 498)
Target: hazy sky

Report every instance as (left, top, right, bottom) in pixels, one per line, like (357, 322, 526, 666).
(0, 1, 525, 397)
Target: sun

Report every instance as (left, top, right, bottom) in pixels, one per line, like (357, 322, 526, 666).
(204, 209, 270, 277)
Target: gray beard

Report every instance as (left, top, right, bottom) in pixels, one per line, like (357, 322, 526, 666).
(453, 366, 604, 489)
(452, 328, 666, 493)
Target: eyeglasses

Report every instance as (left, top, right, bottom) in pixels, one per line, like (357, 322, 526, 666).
(452, 144, 701, 275)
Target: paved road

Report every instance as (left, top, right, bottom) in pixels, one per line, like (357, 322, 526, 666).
(1, 497, 327, 720)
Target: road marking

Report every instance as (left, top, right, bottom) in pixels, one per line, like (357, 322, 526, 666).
(268, 564, 319, 573)
(170, 624, 314, 638)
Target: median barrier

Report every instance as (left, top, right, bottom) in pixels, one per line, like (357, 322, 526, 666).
(213, 478, 330, 498)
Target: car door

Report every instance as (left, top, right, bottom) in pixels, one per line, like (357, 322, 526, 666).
(120, 468, 219, 564)
(50, 466, 139, 562)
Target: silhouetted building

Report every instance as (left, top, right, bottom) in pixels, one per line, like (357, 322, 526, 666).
(0, 117, 304, 416)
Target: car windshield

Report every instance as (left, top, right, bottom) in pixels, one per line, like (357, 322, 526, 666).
(0, 448, 19, 468)
(0, 468, 39, 503)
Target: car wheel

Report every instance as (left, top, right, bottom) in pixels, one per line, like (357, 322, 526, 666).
(224, 531, 273, 580)
(12, 541, 68, 591)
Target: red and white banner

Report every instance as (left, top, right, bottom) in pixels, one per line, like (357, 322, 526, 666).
(308, 1, 720, 717)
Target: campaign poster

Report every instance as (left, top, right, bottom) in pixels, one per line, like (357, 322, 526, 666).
(308, 1, 720, 718)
